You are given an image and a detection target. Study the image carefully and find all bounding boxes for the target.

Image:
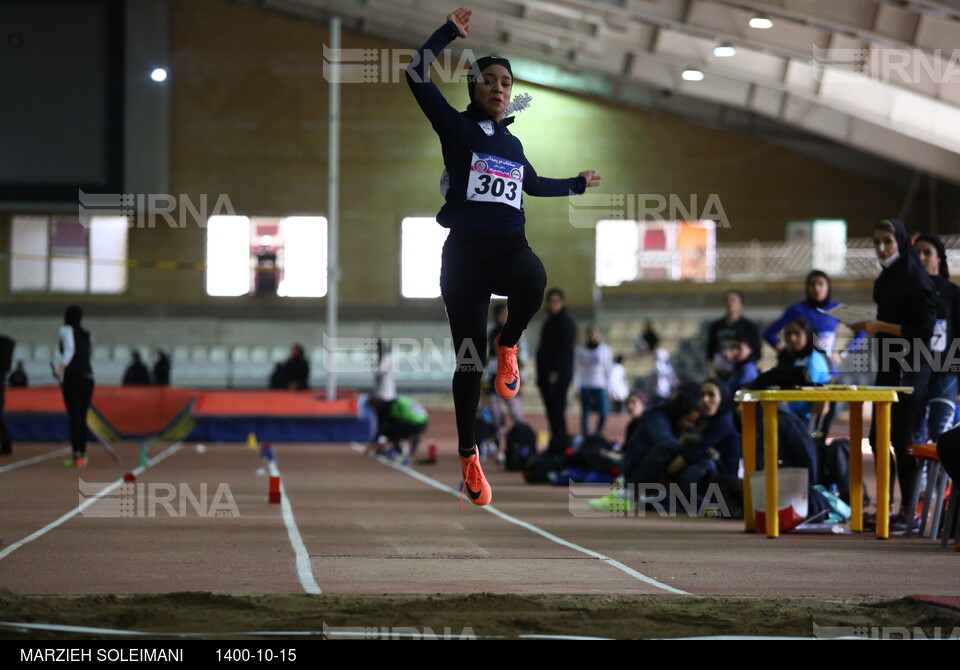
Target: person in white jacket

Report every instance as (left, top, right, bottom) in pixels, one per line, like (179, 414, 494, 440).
(574, 324, 613, 437)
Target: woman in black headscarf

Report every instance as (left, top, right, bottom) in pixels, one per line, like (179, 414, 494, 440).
(913, 234, 960, 443)
(54, 305, 95, 468)
(850, 219, 937, 530)
(627, 379, 740, 490)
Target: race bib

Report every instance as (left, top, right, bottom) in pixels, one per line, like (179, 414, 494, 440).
(932, 318, 947, 352)
(466, 152, 523, 210)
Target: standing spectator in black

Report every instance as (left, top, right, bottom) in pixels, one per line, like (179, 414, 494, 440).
(153, 349, 171, 386)
(537, 287, 575, 455)
(0, 333, 13, 455)
(122, 351, 151, 386)
(935, 425, 960, 551)
(54, 305, 94, 468)
(849, 219, 937, 533)
(913, 234, 960, 444)
(706, 290, 761, 379)
(284, 344, 310, 390)
(8, 361, 28, 388)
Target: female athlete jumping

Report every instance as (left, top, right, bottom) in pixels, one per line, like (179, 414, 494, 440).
(406, 7, 601, 506)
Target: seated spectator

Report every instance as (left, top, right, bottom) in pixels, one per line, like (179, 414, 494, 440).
(777, 317, 831, 421)
(620, 391, 700, 485)
(122, 351, 151, 386)
(269, 362, 287, 389)
(706, 290, 761, 379)
(739, 404, 818, 476)
(153, 349, 171, 385)
(724, 335, 759, 391)
(623, 391, 647, 446)
(627, 379, 740, 492)
(284, 344, 310, 390)
(8, 361, 28, 388)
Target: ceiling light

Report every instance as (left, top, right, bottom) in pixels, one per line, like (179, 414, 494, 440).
(749, 15, 773, 29)
(681, 68, 704, 81)
(150, 67, 168, 82)
(713, 43, 736, 57)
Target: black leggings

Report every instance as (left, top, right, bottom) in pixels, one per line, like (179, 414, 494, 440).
(870, 365, 930, 512)
(938, 424, 960, 485)
(62, 376, 94, 456)
(440, 233, 547, 451)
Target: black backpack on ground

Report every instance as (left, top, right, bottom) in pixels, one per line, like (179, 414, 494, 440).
(566, 434, 620, 476)
(505, 421, 537, 471)
(817, 437, 869, 506)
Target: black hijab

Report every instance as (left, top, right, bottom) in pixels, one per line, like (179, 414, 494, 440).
(777, 317, 823, 365)
(914, 233, 949, 279)
(873, 218, 930, 303)
(700, 377, 733, 423)
(804, 270, 832, 310)
(663, 391, 700, 435)
(64, 305, 83, 327)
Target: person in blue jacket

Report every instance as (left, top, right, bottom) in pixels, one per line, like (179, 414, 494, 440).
(764, 270, 866, 374)
(407, 7, 600, 507)
(764, 270, 866, 437)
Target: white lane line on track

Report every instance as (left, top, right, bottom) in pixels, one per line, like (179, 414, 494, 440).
(267, 459, 322, 595)
(0, 442, 183, 562)
(0, 447, 71, 474)
(350, 443, 689, 596)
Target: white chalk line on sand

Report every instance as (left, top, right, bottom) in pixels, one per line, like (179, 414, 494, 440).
(0, 447, 72, 474)
(268, 458, 322, 595)
(0, 443, 183, 562)
(350, 442, 689, 596)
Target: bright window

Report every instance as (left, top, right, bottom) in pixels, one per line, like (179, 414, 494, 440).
(205, 215, 328, 297)
(10, 215, 128, 293)
(401, 217, 448, 299)
(595, 219, 716, 286)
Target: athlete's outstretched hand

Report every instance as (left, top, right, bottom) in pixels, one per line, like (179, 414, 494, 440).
(579, 170, 602, 189)
(447, 7, 471, 38)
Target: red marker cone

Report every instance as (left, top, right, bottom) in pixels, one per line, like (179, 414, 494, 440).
(269, 475, 281, 504)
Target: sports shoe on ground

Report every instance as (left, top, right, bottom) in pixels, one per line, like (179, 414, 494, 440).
(588, 492, 630, 514)
(888, 512, 920, 535)
(494, 337, 520, 399)
(460, 449, 492, 508)
(64, 457, 87, 469)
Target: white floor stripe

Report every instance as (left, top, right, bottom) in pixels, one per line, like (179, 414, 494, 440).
(267, 459, 322, 595)
(0, 447, 71, 474)
(0, 443, 183, 562)
(350, 443, 689, 595)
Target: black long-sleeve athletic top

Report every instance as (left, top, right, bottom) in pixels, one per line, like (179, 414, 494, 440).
(406, 21, 587, 237)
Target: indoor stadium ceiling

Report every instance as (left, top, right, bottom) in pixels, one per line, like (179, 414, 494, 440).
(240, 0, 960, 185)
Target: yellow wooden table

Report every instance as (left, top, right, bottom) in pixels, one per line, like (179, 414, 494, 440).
(735, 387, 903, 539)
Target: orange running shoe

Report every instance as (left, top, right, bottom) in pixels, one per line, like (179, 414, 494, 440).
(494, 337, 520, 399)
(460, 449, 492, 508)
